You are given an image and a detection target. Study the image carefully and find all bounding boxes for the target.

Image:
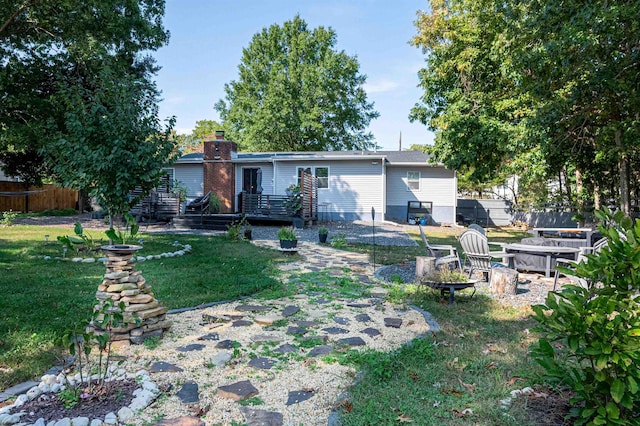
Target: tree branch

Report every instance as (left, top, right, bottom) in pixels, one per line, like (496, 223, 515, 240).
(0, 1, 39, 37)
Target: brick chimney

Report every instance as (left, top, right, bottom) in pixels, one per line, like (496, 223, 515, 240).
(203, 131, 237, 213)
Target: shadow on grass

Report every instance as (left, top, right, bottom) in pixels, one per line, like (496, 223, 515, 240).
(336, 289, 545, 426)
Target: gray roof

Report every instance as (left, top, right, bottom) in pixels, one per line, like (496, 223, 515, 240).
(175, 150, 436, 165)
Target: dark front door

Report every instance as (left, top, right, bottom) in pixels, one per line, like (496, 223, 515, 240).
(243, 168, 259, 194)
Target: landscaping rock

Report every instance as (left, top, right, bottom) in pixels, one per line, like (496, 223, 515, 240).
(217, 380, 259, 401)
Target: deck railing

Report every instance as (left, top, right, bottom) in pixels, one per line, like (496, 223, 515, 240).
(241, 193, 315, 220)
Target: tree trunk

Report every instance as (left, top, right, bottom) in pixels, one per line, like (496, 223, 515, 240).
(23, 182, 29, 213)
(594, 183, 601, 210)
(415, 256, 437, 281)
(489, 268, 518, 295)
(615, 130, 631, 216)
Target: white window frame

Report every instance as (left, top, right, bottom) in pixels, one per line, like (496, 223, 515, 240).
(315, 166, 329, 189)
(297, 166, 330, 190)
(407, 171, 420, 191)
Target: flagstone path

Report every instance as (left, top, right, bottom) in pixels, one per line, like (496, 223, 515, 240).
(119, 239, 436, 426)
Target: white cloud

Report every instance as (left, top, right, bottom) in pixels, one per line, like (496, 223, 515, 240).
(363, 79, 400, 94)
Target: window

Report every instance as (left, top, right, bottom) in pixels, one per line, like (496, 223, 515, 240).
(407, 171, 420, 190)
(315, 167, 329, 189)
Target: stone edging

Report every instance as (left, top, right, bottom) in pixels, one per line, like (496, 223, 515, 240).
(41, 243, 192, 263)
(0, 370, 160, 425)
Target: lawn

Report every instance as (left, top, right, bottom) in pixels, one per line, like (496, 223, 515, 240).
(0, 225, 291, 388)
(1, 222, 550, 425)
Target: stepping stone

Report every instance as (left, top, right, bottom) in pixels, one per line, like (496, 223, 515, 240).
(287, 326, 308, 335)
(251, 335, 283, 343)
(176, 344, 206, 352)
(286, 390, 314, 406)
(254, 315, 281, 326)
(155, 417, 204, 426)
(248, 357, 275, 370)
(216, 340, 239, 349)
(210, 351, 233, 367)
(328, 269, 343, 276)
(308, 345, 333, 357)
(236, 304, 272, 312)
(314, 298, 331, 304)
(239, 407, 283, 426)
(333, 316, 350, 325)
(384, 318, 403, 328)
(296, 320, 318, 327)
(150, 361, 184, 373)
(281, 305, 300, 317)
(177, 381, 199, 403)
(359, 275, 372, 283)
(198, 333, 220, 341)
(347, 302, 371, 308)
(322, 327, 349, 335)
(202, 313, 232, 323)
(232, 320, 253, 327)
(361, 328, 381, 337)
(217, 380, 259, 401)
(274, 343, 298, 354)
(337, 337, 366, 346)
(355, 314, 372, 323)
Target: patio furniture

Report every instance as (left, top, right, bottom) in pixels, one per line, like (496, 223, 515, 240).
(531, 228, 594, 249)
(185, 191, 211, 214)
(468, 223, 485, 235)
(504, 241, 580, 278)
(552, 237, 608, 290)
(459, 229, 515, 282)
(418, 224, 462, 270)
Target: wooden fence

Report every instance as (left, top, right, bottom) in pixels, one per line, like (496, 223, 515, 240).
(0, 182, 77, 212)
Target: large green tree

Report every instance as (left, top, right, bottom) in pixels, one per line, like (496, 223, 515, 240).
(215, 15, 379, 152)
(412, 0, 640, 214)
(0, 0, 175, 216)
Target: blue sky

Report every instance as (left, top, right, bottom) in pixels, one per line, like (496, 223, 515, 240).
(154, 0, 435, 151)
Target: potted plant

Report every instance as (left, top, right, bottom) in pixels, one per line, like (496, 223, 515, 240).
(278, 226, 297, 249)
(318, 226, 329, 243)
(243, 223, 253, 240)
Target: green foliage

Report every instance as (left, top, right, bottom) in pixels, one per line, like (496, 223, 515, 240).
(57, 222, 97, 252)
(1, 0, 170, 193)
(330, 232, 347, 248)
(105, 213, 140, 245)
(277, 226, 297, 241)
(143, 336, 162, 350)
(215, 15, 379, 152)
(171, 180, 188, 203)
(318, 227, 329, 236)
(57, 387, 80, 409)
(531, 208, 640, 424)
(227, 216, 249, 241)
(1, 210, 17, 226)
(62, 298, 139, 395)
(206, 193, 221, 214)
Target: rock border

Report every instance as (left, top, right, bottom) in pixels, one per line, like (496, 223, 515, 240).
(42, 243, 192, 263)
(0, 370, 160, 426)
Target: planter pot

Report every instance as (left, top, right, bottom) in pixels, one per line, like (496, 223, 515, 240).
(279, 239, 298, 249)
(319, 233, 328, 244)
(244, 229, 252, 240)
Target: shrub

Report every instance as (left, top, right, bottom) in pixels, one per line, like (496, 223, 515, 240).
(318, 227, 329, 235)
(1, 210, 17, 226)
(277, 226, 297, 241)
(531, 208, 640, 425)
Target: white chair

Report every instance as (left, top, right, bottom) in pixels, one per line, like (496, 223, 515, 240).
(553, 237, 608, 290)
(459, 229, 515, 282)
(418, 224, 462, 270)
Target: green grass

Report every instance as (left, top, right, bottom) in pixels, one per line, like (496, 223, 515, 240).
(0, 225, 291, 388)
(335, 291, 545, 425)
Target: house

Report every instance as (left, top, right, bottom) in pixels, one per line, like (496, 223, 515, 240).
(168, 131, 458, 224)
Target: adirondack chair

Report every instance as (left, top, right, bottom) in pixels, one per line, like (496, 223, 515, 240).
(459, 229, 514, 282)
(552, 237, 608, 290)
(418, 224, 462, 270)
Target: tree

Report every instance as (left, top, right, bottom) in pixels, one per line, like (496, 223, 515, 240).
(410, 0, 531, 188)
(47, 66, 176, 222)
(0, 0, 174, 218)
(215, 15, 379, 152)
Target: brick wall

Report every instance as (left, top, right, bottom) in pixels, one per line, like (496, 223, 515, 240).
(203, 134, 237, 213)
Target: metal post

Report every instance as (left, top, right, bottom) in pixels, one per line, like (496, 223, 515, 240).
(371, 207, 376, 272)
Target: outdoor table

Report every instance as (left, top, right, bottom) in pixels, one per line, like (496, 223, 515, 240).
(504, 243, 580, 278)
(531, 228, 593, 248)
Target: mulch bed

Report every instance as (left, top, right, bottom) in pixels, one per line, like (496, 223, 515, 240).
(8, 379, 139, 422)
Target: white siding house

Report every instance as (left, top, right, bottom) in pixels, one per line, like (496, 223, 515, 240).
(173, 142, 458, 224)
